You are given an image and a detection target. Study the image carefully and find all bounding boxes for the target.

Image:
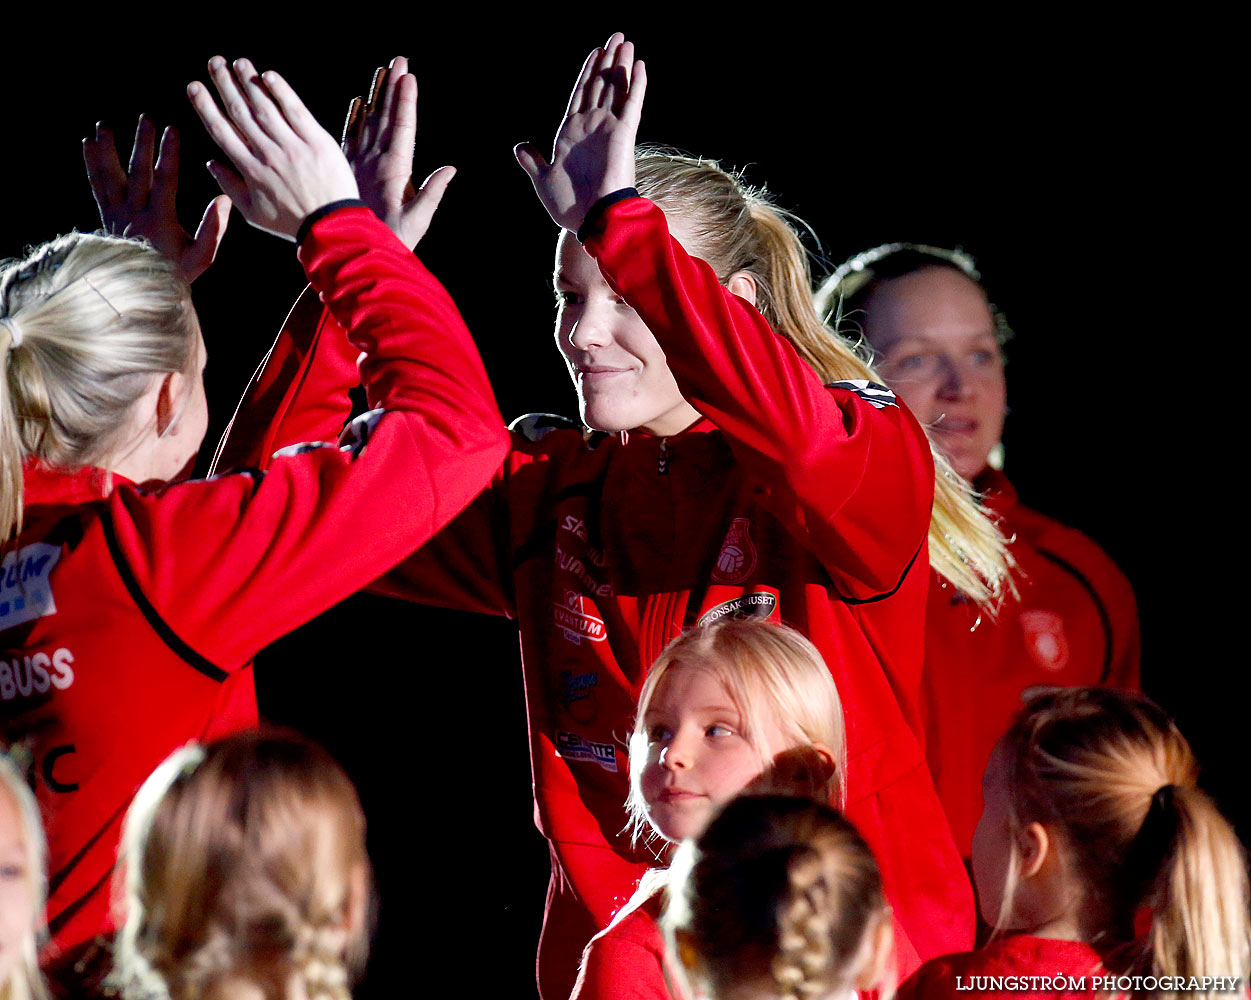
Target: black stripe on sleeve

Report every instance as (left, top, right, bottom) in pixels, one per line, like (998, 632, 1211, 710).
(100, 512, 229, 684)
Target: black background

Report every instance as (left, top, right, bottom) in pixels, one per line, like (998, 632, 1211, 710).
(5, 17, 1234, 996)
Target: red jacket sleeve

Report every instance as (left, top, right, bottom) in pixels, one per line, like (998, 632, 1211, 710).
(105, 206, 510, 668)
(209, 283, 360, 474)
(580, 198, 933, 600)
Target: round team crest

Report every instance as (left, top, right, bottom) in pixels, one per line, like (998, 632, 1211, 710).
(1019, 609, 1071, 673)
(712, 517, 757, 584)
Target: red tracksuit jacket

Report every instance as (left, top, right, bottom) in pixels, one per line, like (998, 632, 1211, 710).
(0, 206, 508, 962)
(921, 469, 1140, 856)
(216, 197, 975, 996)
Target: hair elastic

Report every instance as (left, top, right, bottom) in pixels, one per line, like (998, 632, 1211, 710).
(1, 316, 24, 351)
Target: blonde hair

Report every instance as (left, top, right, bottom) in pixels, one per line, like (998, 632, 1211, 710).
(994, 688, 1250, 998)
(633, 149, 1013, 607)
(114, 731, 371, 1000)
(0, 753, 51, 1000)
(663, 795, 893, 1000)
(0, 231, 198, 542)
(627, 619, 846, 845)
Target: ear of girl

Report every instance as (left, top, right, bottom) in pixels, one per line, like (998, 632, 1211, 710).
(898, 687, 1251, 1000)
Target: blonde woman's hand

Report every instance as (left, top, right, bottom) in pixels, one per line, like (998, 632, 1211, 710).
(84, 117, 231, 283)
(188, 57, 360, 242)
(342, 56, 455, 252)
(515, 32, 645, 233)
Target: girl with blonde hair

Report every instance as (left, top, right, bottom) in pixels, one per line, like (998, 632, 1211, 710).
(217, 36, 1009, 994)
(898, 687, 1251, 999)
(0, 56, 506, 991)
(662, 795, 894, 1000)
(0, 754, 50, 1000)
(572, 619, 846, 1000)
(114, 731, 370, 1000)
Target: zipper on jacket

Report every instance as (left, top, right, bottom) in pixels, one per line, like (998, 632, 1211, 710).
(658, 439, 669, 475)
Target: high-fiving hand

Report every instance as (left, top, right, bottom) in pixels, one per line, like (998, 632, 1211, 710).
(188, 57, 360, 242)
(515, 32, 646, 233)
(342, 56, 455, 252)
(84, 117, 230, 283)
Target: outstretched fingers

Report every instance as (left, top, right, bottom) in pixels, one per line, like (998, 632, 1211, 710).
(584, 34, 624, 111)
(126, 115, 157, 211)
(188, 73, 255, 172)
(620, 59, 647, 129)
(83, 122, 126, 218)
(258, 68, 325, 144)
(565, 45, 603, 119)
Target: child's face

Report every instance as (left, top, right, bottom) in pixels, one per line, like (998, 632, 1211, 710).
(971, 741, 1015, 927)
(638, 665, 790, 842)
(0, 788, 33, 986)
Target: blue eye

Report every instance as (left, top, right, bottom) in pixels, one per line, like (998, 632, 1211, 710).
(647, 724, 673, 743)
(706, 724, 733, 738)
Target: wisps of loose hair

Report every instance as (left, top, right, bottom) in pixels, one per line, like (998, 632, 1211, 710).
(632, 149, 1014, 608)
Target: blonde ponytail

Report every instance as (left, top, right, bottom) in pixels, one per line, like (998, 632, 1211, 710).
(634, 150, 1012, 605)
(1141, 783, 1251, 995)
(999, 688, 1250, 999)
(0, 232, 198, 543)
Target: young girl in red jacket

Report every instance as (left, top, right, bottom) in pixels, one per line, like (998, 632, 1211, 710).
(814, 246, 1140, 859)
(897, 687, 1250, 1000)
(0, 57, 507, 989)
(1, 752, 51, 1000)
(662, 795, 895, 1000)
(570, 619, 845, 1000)
(217, 38, 1013, 996)
(113, 731, 371, 1000)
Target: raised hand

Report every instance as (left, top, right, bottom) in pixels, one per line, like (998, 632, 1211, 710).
(342, 56, 455, 251)
(84, 117, 230, 283)
(515, 32, 646, 233)
(187, 57, 360, 242)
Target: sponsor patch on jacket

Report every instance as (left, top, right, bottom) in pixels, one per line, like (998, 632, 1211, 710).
(825, 379, 897, 409)
(0, 543, 61, 632)
(711, 517, 757, 584)
(1020, 609, 1071, 672)
(697, 592, 778, 627)
(555, 731, 618, 772)
(554, 591, 607, 643)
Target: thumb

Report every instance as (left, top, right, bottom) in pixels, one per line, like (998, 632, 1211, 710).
(513, 142, 549, 183)
(183, 193, 232, 282)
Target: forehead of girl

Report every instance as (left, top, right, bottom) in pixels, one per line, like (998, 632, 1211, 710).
(862, 266, 995, 354)
(554, 215, 702, 289)
(647, 661, 742, 716)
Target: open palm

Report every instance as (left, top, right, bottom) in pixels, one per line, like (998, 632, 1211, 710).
(516, 33, 646, 233)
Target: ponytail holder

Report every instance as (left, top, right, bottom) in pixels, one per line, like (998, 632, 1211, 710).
(0, 316, 23, 350)
(1151, 783, 1176, 815)
(1123, 782, 1181, 898)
